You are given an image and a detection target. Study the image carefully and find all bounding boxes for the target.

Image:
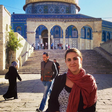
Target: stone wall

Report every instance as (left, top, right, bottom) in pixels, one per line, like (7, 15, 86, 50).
(0, 5, 34, 74)
(94, 39, 112, 63)
(14, 33, 34, 67)
(100, 39, 112, 55)
(0, 5, 11, 71)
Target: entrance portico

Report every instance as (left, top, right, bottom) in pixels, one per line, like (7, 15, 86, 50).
(27, 18, 102, 50)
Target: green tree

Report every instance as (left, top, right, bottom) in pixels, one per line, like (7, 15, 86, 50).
(6, 27, 23, 67)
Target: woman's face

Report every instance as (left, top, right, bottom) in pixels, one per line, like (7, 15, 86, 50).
(65, 52, 82, 75)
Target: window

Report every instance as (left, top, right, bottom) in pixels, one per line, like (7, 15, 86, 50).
(81, 27, 85, 39)
(102, 31, 106, 42)
(16, 26, 22, 35)
(107, 32, 110, 41)
(87, 28, 91, 39)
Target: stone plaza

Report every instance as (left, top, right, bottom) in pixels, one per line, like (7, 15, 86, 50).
(0, 73, 112, 112)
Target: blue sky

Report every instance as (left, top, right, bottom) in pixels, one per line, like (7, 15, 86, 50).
(0, 0, 112, 22)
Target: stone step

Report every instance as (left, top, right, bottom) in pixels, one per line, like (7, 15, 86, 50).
(18, 49, 112, 74)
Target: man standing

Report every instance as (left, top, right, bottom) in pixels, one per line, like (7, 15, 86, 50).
(53, 59, 60, 75)
(36, 52, 57, 112)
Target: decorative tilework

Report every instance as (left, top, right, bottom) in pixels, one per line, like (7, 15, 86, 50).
(66, 25, 78, 38)
(11, 14, 112, 41)
(71, 4, 76, 14)
(25, 2, 77, 14)
(81, 27, 86, 39)
(102, 20, 112, 42)
(35, 25, 47, 38)
(59, 6, 66, 13)
(48, 6, 55, 13)
(25, 4, 32, 13)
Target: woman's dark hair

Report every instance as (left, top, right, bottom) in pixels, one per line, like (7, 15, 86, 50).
(65, 48, 82, 59)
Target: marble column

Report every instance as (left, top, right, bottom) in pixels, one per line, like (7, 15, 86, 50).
(63, 30, 66, 50)
(78, 31, 81, 50)
(39, 35, 42, 43)
(48, 30, 50, 50)
(51, 35, 54, 49)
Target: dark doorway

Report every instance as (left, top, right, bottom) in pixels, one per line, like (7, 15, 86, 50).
(41, 30, 48, 49)
(43, 38, 48, 49)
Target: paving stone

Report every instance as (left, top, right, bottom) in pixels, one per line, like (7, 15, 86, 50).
(0, 74, 112, 112)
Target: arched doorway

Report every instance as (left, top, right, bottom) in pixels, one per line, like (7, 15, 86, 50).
(41, 29, 48, 49)
(80, 26, 92, 49)
(66, 25, 78, 49)
(51, 25, 63, 49)
(35, 25, 48, 49)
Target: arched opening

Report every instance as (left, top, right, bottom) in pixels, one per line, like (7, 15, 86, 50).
(80, 26, 92, 49)
(102, 31, 106, 42)
(65, 25, 78, 49)
(41, 29, 48, 49)
(16, 26, 22, 35)
(35, 25, 48, 49)
(51, 25, 63, 49)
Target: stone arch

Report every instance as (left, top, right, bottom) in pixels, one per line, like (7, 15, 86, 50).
(81, 24, 93, 31)
(50, 25, 63, 49)
(80, 25, 92, 50)
(16, 26, 22, 35)
(35, 25, 48, 49)
(65, 25, 78, 49)
(34, 24, 48, 32)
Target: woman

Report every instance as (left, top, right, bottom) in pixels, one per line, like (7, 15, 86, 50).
(46, 48, 97, 112)
(3, 61, 22, 100)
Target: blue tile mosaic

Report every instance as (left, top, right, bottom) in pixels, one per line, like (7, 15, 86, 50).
(11, 13, 112, 41)
(24, 2, 77, 14)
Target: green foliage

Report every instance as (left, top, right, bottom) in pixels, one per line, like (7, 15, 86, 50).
(7, 27, 23, 52)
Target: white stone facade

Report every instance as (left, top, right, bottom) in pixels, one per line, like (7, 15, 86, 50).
(27, 18, 102, 50)
(0, 5, 11, 70)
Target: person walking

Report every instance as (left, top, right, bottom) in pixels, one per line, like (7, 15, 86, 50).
(46, 48, 97, 112)
(3, 61, 22, 100)
(53, 59, 60, 75)
(38, 43, 40, 50)
(51, 43, 53, 49)
(36, 52, 57, 112)
(65, 43, 68, 50)
(32, 43, 35, 50)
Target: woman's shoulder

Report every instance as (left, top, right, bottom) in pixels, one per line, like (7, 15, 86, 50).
(9, 66, 15, 70)
(86, 73, 96, 81)
(9, 66, 17, 72)
(56, 73, 67, 81)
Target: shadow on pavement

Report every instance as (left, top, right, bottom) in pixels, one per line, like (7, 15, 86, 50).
(0, 74, 112, 96)
(92, 74, 112, 90)
(0, 79, 44, 95)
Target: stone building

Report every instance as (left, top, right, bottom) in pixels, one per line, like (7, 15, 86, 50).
(11, 0, 112, 50)
(0, 5, 33, 72)
(0, 5, 11, 70)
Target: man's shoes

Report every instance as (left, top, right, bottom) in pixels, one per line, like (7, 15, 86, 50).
(36, 108, 42, 112)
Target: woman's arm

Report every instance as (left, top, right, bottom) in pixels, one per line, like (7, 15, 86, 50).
(47, 77, 60, 112)
(82, 103, 96, 112)
(15, 69, 22, 81)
